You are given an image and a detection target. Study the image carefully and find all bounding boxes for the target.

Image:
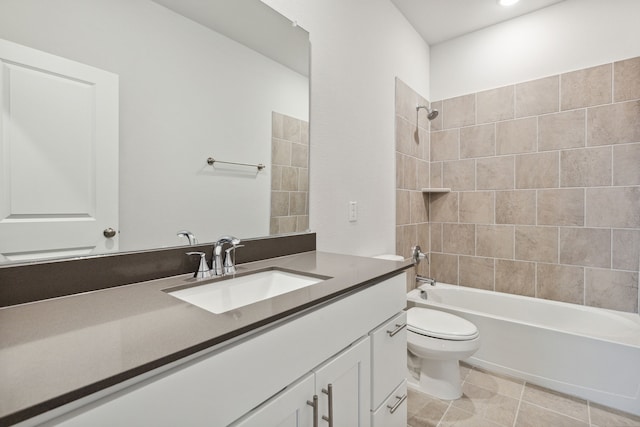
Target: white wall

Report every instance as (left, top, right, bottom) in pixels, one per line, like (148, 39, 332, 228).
(263, 0, 430, 256)
(431, 0, 640, 100)
(0, 0, 308, 251)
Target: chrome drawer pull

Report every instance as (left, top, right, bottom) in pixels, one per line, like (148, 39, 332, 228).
(306, 395, 318, 427)
(387, 394, 407, 414)
(386, 323, 406, 337)
(321, 384, 333, 427)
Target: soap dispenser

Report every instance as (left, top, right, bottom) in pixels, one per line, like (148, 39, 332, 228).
(186, 252, 212, 279)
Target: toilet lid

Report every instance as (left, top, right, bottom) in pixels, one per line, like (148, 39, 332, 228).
(407, 307, 479, 341)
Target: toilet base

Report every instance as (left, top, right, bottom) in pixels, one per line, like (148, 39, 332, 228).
(408, 358, 463, 400)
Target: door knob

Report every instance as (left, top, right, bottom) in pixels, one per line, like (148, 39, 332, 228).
(103, 228, 117, 238)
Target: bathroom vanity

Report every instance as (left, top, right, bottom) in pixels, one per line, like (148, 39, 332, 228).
(0, 251, 410, 426)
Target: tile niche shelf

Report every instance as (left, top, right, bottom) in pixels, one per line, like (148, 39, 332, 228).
(421, 188, 451, 193)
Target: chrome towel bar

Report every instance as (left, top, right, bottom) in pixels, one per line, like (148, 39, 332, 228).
(206, 156, 266, 171)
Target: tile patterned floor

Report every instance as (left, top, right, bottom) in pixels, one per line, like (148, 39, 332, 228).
(407, 363, 640, 427)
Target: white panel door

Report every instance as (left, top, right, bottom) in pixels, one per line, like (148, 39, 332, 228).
(315, 337, 371, 427)
(0, 39, 118, 262)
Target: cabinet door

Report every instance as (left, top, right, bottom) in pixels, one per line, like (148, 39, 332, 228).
(231, 373, 315, 427)
(314, 337, 371, 427)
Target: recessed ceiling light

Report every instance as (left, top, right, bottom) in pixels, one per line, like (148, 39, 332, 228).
(498, 0, 520, 6)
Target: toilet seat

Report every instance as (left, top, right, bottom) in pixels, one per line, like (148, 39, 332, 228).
(407, 307, 479, 341)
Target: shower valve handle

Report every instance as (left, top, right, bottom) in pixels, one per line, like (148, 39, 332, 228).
(412, 245, 428, 265)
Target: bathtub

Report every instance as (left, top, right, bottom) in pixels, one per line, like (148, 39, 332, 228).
(407, 283, 640, 416)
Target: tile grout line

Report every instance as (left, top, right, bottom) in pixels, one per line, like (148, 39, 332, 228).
(512, 380, 526, 427)
(435, 401, 453, 427)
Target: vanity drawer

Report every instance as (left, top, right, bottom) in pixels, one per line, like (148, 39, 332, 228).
(371, 379, 407, 427)
(370, 311, 407, 408)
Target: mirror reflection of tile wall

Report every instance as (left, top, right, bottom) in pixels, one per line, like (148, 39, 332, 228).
(270, 112, 310, 235)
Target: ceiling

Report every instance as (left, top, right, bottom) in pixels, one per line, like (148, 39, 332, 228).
(151, 0, 568, 74)
(151, 0, 309, 76)
(391, 0, 566, 45)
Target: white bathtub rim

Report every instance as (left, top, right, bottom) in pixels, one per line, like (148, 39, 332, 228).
(412, 282, 640, 323)
(408, 283, 640, 348)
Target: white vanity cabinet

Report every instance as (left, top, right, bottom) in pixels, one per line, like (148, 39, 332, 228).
(233, 337, 370, 427)
(39, 273, 406, 427)
(234, 304, 407, 427)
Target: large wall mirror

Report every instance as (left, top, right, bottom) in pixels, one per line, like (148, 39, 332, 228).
(0, 0, 310, 264)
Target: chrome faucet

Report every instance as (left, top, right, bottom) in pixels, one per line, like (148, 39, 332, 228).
(416, 275, 437, 286)
(213, 235, 241, 276)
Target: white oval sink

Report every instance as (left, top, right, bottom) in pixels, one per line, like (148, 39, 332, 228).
(167, 269, 327, 314)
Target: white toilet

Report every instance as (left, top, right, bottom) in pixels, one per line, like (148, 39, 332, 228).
(406, 307, 480, 400)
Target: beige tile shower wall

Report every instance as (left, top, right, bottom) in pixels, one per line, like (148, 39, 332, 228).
(395, 78, 431, 289)
(270, 112, 309, 235)
(427, 56, 640, 313)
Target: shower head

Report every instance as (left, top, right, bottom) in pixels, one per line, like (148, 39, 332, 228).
(416, 105, 439, 121)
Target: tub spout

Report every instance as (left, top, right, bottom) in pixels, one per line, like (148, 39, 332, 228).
(417, 275, 436, 286)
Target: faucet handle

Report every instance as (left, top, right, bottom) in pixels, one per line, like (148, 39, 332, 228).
(213, 236, 242, 276)
(186, 252, 212, 279)
(223, 245, 244, 275)
(216, 235, 241, 246)
(412, 245, 428, 265)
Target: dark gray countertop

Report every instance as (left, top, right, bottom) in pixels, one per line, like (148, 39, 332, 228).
(0, 251, 410, 426)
